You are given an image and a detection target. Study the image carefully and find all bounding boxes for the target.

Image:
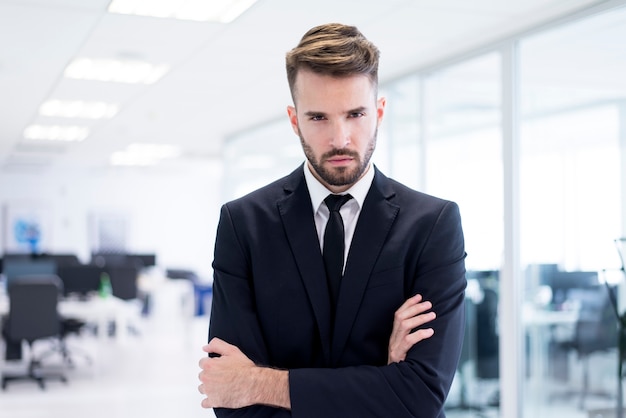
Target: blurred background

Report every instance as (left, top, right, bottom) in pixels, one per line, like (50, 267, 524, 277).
(1, 0, 626, 417)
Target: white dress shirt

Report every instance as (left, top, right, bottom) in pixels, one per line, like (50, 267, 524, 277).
(303, 162, 375, 269)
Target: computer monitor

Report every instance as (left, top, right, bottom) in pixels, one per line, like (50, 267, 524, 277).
(545, 270, 599, 308)
(56, 265, 104, 298)
(3, 258, 57, 288)
(91, 252, 121, 267)
(130, 253, 156, 268)
(47, 254, 81, 267)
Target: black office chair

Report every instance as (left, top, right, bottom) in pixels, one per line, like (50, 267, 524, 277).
(107, 265, 139, 301)
(558, 286, 618, 409)
(1, 275, 68, 390)
(106, 266, 142, 336)
(446, 274, 500, 414)
(39, 315, 93, 368)
(445, 296, 488, 415)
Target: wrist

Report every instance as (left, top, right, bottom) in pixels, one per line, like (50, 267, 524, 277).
(250, 366, 290, 409)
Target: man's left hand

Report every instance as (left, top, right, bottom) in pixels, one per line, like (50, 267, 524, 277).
(198, 337, 257, 409)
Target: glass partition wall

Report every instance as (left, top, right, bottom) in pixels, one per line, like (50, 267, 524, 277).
(221, 4, 626, 417)
(423, 53, 504, 415)
(519, 7, 626, 417)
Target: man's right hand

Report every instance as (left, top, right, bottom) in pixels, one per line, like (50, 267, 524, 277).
(387, 294, 436, 364)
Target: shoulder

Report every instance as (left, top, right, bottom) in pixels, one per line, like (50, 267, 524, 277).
(373, 167, 457, 211)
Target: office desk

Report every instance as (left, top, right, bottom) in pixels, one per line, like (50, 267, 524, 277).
(0, 292, 140, 343)
(523, 303, 579, 401)
(61, 296, 141, 343)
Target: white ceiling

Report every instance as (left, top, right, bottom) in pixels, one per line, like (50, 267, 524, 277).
(0, 0, 608, 174)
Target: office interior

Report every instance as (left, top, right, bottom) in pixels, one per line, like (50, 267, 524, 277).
(1, 0, 626, 417)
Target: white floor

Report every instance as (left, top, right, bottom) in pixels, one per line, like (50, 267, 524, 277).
(0, 309, 216, 418)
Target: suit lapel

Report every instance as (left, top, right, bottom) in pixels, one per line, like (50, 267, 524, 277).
(277, 168, 332, 365)
(331, 169, 399, 363)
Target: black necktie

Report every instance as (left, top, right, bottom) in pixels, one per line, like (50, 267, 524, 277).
(323, 194, 353, 310)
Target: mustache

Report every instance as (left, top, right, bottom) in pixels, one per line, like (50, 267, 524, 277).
(322, 149, 359, 159)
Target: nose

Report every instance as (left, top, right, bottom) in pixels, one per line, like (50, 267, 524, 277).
(329, 120, 350, 149)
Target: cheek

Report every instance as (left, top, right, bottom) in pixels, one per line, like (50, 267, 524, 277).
(353, 122, 376, 144)
(300, 124, 328, 144)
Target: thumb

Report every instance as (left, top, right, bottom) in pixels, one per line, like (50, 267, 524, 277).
(203, 337, 232, 356)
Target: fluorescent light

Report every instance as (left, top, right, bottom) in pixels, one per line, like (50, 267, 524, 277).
(110, 143, 181, 166)
(108, 0, 257, 23)
(23, 125, 89, 142)
(64, 58, 170, 84)
(39, 100, 119, 119)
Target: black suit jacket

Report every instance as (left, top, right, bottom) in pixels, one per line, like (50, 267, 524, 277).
(209, 165, 466, 418)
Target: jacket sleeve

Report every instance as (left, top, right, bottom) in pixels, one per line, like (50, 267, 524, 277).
(288, 201, 467, 418)
(208, 204, 292, 418)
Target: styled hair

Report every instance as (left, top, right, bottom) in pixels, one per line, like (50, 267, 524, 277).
(285, 23, 380, 101)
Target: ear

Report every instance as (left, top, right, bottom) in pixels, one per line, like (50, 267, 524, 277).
(287, 105, 299, 136)
(376, 97, 386, 125)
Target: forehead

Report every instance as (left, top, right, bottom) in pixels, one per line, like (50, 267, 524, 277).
(293, 70, 376, 110)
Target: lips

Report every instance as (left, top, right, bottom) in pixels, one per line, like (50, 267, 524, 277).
(327, 156, 353, 165)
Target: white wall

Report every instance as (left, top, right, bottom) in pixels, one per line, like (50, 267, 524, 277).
(0, 161, 222, 280)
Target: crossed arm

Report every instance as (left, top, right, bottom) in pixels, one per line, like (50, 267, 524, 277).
(197, 293, 436, 410)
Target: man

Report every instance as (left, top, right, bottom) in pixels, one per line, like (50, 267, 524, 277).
(198, 23, 467, 417)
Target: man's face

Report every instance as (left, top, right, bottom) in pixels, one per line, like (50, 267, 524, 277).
(287, 69, 386, 193)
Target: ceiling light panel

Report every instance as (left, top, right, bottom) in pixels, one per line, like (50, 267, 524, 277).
(39, 100, 119, 119)
(108, 0, 258, 23)
(64, 58, 170, 84)
(23, 125, 89, 142)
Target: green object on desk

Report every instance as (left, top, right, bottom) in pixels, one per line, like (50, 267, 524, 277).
(99, 272, 112, 299)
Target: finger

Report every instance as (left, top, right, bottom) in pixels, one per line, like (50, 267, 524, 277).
(203, 336, 225, 351)
(201, 397, 213, 409)
(395, 300, 433, 322)
(408, 301, 433, 316)
(396, 294, 423, 312)
(406, 327, 435, 345)
(205, 337, 233, 355)
(198, 354, 216, 370)
(400, 311, 436, 332)
(198, 383, 204, 395)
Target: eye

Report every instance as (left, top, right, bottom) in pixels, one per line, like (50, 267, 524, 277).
(349, 112, 365, 118)
(310, 114, 326, 121)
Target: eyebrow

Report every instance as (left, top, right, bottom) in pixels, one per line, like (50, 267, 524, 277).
(303, 106, 368, 117)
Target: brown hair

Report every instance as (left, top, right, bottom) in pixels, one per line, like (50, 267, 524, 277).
(285, 23, 380, 101)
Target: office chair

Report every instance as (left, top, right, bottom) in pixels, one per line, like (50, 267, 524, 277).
(165, 268, 209, 316)
(106, 265, 138, 300)
(445, 295, 488, 416)
(446, 273, 500, 414)
(106, 265, 142, 336)
(1, 275, 67, 390)
(557, 286, 618, 409)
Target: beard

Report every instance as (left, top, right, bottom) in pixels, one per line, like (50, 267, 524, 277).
(299, 129, 377, 187)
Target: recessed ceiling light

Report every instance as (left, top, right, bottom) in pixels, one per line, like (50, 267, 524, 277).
(23, 125, 89, 142)
(64, 58, 169, 84)
(108, 0, 258, 23)
(39, 100, 119, 119)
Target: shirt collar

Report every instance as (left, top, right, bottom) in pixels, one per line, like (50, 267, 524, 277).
(303, 161, 375, 213)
